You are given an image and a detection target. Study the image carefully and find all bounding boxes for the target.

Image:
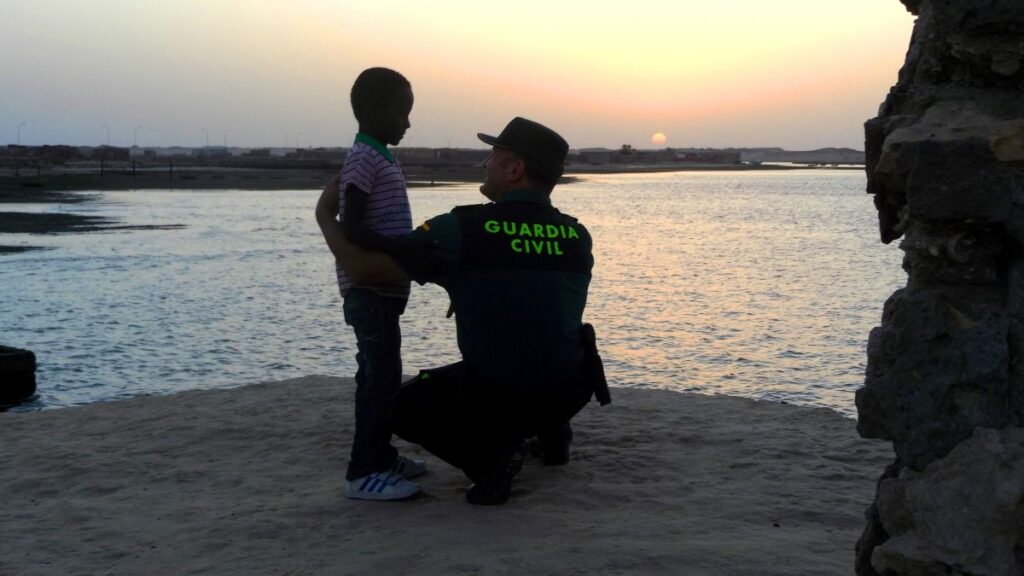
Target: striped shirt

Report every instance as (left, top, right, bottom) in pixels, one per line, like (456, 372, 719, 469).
(335, 133, 413, 297)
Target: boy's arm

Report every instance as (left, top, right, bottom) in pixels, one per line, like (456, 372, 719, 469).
(341, 183, 392, 252)
(339, 181, 454, 281)
(314, 176, 407, 285)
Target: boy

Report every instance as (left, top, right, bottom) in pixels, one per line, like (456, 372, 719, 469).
(323, 67, 423, 500)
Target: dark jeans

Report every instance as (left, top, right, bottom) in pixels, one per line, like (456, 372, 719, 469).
(393, 361, 591, 481)
(343, 288, 407, 481)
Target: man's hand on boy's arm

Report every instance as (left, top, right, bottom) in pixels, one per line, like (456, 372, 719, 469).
(314, 176, 407, 285)
(387, 213, 460, 284)
(314, 175, 348, 261)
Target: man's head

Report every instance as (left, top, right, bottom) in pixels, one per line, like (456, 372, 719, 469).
(350, 67, 413, 146)
(477, 117, 568, 201)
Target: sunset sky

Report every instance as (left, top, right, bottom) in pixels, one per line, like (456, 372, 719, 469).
(2, 1, 914, 150)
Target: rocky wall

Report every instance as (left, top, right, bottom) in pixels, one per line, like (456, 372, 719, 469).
(856, 1, 1024, 574)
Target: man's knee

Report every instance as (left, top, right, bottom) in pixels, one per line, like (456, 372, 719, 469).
(392, 376, 426, 441)
(393, 364, 465, 441)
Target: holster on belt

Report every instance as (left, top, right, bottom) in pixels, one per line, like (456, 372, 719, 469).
(580, 323, 611, 406)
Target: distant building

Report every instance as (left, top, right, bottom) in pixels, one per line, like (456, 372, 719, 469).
(130, 147, 194, 158)
(195, 146, 229, 158)
(576, 149, 612, 165)
(439, 149, 488, 165)
(291, 147, 341, 161)
(92, 146, 130, 161)
(38, 145, 79, 163)
(1, 145, 29, 158)
(737, 147, 864, 164)
(393, 148, 488, 166)
(394, 147, 438, 163)
(676, 150, 741, 164)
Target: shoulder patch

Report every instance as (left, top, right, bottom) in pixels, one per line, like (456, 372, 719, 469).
(451, 203, 489, 214)
(550, 207, 579, 224)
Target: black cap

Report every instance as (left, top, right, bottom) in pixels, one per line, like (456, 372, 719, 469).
(477, 117, 569, 179)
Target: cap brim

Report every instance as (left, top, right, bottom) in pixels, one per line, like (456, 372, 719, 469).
(477, 133, 506, 148)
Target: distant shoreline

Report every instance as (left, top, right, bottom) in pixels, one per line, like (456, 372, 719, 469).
(0, 163, 863, 253)
(0, 161, 862, 192)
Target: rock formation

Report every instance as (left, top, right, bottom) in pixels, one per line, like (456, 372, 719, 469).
(856, 0, 1024, 574)
(0, 345, 36, 406)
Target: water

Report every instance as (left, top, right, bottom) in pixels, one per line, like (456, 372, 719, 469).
(1, 170, 905, 416)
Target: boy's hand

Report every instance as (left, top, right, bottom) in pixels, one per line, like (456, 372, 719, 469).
(315, 176, 407, 285)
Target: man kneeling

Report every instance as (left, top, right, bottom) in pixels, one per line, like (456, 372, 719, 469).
(317, 117, 599, 504)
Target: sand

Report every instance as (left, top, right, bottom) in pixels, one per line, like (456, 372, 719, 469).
(0, 377, 892, 576)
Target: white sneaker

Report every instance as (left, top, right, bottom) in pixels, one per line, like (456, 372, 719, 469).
(345, 472, 421, 501)
(390, 455, 427, 479)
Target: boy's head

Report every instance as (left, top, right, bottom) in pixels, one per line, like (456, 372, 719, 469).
(350, 67, 413, 146)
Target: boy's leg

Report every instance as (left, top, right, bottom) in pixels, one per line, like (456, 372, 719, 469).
(343, 288, 405, 481)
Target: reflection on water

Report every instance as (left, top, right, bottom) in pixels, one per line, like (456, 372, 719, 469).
(1, 171, 904, 416)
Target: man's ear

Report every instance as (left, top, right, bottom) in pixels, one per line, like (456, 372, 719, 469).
(506, 158, 527, 182)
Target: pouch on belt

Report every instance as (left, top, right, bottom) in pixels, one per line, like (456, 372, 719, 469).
(580, 323, 611, 406)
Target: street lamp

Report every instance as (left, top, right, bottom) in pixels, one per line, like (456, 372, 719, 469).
(282, 130, 288, 148)
(134, 125, 142, 147)
(102, 124, 110, 146)
(296, 132, 303, 149)
(16, 122, 26, 145)
(223, 129, 231, 147)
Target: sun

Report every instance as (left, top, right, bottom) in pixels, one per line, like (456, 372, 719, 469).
(651, 132, 667, 146)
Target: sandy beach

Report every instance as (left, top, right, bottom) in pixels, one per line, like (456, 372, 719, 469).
(1, 377, 891, 575)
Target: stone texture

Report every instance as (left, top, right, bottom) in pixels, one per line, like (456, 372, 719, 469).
(871, 427, 1024, 575)
(857, 285, 1012, 470)
(1008, 261, 1024, 418)
(858, 1, 1024, 574)
(855, 461, 901, 575)
(867, 2, 1024, 245)
(898, 222, 1005, 285)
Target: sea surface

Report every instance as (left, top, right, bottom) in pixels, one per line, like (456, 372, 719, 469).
(1, 170, 905, 416)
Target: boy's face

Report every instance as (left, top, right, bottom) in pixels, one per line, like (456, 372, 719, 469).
(373, 86, 414, 146)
